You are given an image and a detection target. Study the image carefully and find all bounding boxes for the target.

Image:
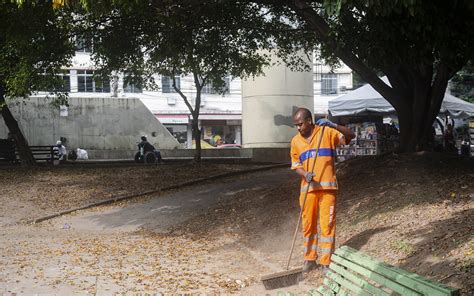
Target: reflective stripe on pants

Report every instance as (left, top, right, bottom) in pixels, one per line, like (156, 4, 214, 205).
(300, 190, 336, 265)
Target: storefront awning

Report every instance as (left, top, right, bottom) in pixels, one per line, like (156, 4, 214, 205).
(156, 114, 189, 124)
(198, 114, 241, 120)
(156, 113, 242, 124)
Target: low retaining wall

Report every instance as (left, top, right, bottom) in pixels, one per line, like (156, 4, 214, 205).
(84, 147, 290, 163)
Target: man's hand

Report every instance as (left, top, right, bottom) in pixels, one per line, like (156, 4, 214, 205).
(316, 118, 337, 129)
(304, 172, 315, 183)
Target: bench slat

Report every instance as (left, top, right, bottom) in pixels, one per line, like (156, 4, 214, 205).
(323, 278, 340, 294)
(326, 272, 372, 296)
(317, 283, 336, 296)
(323, 278, 353, 296)
(307, 289, 323, 296)
(335, 246, 459, 296)
(332, 253, 422, 296)
(329, 261, 392, 296)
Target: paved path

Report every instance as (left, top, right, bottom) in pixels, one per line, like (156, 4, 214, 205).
(53, 168, 294, 233)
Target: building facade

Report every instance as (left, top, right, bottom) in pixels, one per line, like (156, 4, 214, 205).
(35, 46, 353, 148)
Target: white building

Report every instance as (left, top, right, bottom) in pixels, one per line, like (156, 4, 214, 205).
(46, 46, 352, 148)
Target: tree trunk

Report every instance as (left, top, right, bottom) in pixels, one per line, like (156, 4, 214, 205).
(0, 86, 37, 166)
(395, 77, 446, 153)
(172, 72, 203, 163)
(397, 109, 433, 153)
(191, 115, 201, 163)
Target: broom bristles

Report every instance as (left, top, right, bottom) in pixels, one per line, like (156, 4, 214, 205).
(261, 267, 303, 290)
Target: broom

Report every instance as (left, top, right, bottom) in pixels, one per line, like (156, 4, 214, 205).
(261, 126, 326, 290)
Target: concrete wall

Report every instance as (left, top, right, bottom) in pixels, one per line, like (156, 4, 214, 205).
(160, 147, 290, 163)
(0, 97, 180, 158)
(242, 51, 314, 148)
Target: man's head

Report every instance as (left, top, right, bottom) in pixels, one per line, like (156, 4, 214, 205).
(293, 108, 314, 138)
(56, 140, 62, 145)
(141, 136, 147, 141)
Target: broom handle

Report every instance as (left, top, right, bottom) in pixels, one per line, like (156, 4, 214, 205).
(286, 126, 326, 270)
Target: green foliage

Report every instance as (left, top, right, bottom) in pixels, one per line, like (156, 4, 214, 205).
(450, 61, 474, 103)
(267, 0, 474, 74)
(260, 0, 474, 151)
(0, 2, 74, 103)
(82, 1, 275, 98)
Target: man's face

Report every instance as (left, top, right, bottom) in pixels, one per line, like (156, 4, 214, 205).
(293, 114, 313, 138)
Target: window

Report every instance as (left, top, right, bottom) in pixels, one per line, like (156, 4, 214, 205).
(38, 70, 70, 92)
(58, 70, 71, 92)
(313, 63, 323, 82)
(75, 37, 92, 53)
(77, 70, 110, 93)
(321, 73, 338, 95)
(123, 74, 142, 93)
(162, 76, 180, 93)
(202, 78, 230, 94)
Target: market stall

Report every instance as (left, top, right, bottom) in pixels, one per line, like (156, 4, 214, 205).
(328, 77, 474, 160)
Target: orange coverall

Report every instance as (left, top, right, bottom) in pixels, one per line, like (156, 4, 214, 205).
(290, 125, 345, 266)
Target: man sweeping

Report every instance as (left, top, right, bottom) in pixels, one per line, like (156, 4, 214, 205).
(290, 108, 355, 273)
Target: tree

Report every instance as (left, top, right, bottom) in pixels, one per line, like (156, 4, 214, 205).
(1, 1, 74, 165)
(450, 61, 474, 103)
(258, 0, 474, 152)
(72, 0, 474, 153)
(83, 1, 270, 162)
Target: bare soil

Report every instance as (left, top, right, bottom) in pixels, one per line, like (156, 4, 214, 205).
(0, 162, 264, 225)
(0, 154, 472, 295)
(172, 153, 473, 295)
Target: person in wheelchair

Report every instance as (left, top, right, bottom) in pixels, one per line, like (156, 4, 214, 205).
(136, 136, 163, 163)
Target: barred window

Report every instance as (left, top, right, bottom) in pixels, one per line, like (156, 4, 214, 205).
(123, 74, 142, 93)
(202, 78, 230, 94)
(77, 70, 110, 93)
(321, 73, 338, 95)
(162, 76, 180, 93)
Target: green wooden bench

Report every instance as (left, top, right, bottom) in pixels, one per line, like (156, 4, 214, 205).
(306, 246, 459, 296)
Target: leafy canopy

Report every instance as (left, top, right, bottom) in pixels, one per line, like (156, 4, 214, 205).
(82, 1, 283, 94)
(1, 1, 74, 101)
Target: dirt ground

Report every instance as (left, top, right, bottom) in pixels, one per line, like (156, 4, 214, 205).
(0, 162, 264, 225)
(0, 154, 473, 295)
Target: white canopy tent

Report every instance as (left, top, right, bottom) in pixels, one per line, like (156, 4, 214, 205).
(329, 77, 474, 118)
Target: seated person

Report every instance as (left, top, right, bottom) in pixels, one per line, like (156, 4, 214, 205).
(139, 136, 162, 162)
(53, 140, 67, 161)
(139, 136, 155, 153)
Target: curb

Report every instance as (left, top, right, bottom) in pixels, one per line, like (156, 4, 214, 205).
(29, 163, 289, 224)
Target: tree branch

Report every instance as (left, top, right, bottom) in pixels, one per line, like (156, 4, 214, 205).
(171, 72, 194, 115)
(289, 0, 398, 103)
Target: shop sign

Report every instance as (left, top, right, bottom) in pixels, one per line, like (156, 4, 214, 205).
(156, 116, 189, 124)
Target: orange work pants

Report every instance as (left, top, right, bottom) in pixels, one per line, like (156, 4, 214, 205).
(299, 190, 336, 266)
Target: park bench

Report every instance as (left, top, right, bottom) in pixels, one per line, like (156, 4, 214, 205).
(0, 145, 59, 163)
(307, 246, 459, 296)
(29, 145, 60, 162)
(0, 139, 16, 163)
